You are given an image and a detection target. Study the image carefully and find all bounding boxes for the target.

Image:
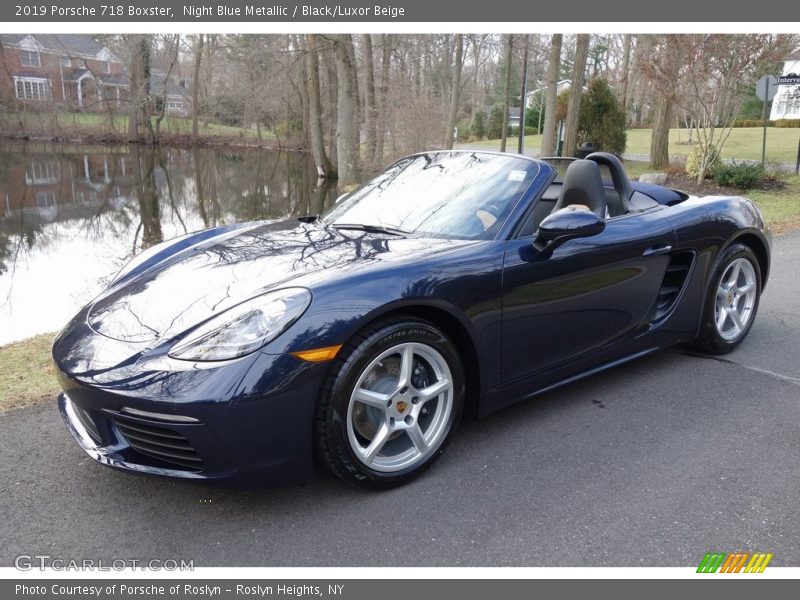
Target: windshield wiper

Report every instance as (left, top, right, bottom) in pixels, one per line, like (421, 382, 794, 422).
(331, 223, 410, 237)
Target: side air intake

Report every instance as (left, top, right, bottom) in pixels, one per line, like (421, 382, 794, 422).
(651, 251, 694, 322)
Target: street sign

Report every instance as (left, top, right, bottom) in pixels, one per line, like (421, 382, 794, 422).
(756, 75, 777, 101)
(778, 74, 800, 86)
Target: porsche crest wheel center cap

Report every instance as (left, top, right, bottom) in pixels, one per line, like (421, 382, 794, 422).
(395, 400, 409, 414)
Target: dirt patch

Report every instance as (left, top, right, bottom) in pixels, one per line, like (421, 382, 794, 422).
(663, 172, 786, 196)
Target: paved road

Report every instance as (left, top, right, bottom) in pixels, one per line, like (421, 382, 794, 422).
(1, 233, 799, 567)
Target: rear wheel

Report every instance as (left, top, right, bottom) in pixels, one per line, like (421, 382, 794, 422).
(693, 243, 761, 355)
(315, 318, 464, 489)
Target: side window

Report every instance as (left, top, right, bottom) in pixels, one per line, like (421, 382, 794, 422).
(515, 182, 563, 238)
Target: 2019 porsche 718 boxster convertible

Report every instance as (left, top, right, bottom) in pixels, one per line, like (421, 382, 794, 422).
(53, 151, 771, 489)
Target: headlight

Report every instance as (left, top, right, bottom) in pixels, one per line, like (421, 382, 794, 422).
(168, 288, 312, 361)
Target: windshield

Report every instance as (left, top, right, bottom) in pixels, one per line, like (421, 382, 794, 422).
(322, 152, 538, 240)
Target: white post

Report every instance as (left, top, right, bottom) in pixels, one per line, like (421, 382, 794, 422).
(77, 78, 83, 108)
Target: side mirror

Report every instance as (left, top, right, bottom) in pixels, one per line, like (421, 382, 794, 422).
(533, 207, 605, 255)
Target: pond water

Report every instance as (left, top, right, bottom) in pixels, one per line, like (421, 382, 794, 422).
(0, 142, 338, 345)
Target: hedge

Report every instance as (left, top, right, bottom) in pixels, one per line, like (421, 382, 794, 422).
(732, 119, 800, 128)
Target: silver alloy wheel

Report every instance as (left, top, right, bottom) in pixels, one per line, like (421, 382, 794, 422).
(346, 342, 454, 473)
(714, 257, 757, 341)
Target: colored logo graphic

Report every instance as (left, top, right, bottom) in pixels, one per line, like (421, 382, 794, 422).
(697, 552, 773, 573)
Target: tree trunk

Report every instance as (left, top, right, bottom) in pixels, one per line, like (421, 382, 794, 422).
(649, 95, 673, 169)
(304, 34, 334, 178)
(499, 34, 514, 153)
(563, 34, 590, 158)
(620, 34, 632, 111)
(374, 34, 392, 166)
(331, 34, 361, 187)
(192, 34, 203, 139)
(343, 36, 361, 165)
(127, 36, 151, 142)
(323, 47, 338, 168)
(361, 34, 377, 170)
(444, 34, 464, 150)
(540, 34, 562, 157)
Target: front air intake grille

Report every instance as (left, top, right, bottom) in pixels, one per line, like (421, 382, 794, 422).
(113, 418, 202, 471)
(73, 404, 101, 444)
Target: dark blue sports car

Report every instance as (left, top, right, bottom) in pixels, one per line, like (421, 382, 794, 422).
(53, 151, 770, 489)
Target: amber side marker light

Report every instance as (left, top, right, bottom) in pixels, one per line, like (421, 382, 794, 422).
(291, 344, 343, 362)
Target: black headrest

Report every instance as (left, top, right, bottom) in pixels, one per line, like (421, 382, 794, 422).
(554, 160, 607, 218)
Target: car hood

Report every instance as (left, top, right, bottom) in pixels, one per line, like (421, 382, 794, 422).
(87, 219, 466, 344)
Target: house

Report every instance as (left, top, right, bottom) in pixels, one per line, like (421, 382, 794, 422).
(481, 105, 523, 131)
(525, 79, 574, 108)
(769, 52, 800, 121)
(0, 34, 127, 110)
(150, 70, 192, 117)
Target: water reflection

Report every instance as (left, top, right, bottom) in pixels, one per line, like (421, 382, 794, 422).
(0, 142, 337, 344)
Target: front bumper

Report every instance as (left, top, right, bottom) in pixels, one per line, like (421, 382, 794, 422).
(59, 393, 211, 479)
(55, 348, 330, 485)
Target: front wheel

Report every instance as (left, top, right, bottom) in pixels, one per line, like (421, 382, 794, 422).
(314, 318, 464, 489)
(692, 243, 761, 355)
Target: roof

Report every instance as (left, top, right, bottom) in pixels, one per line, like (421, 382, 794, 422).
(785, 51, 800, 61)
(149, 71, 190, 98)
(10, 70, 50, 79)
(101, 73, 130, 86)
(529, 79, 574, 95)
(62, 68, 93, 82)
(0, 34, 109, 59)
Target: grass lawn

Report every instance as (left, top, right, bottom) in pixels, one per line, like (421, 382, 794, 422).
(0, 111, 268, 140)
(748, 174, 800, 233)
(468, 127, 800, 164)
(0, 333, 60, 412)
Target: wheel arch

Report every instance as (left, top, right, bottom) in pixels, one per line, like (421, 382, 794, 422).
(725, 230, 770, 290)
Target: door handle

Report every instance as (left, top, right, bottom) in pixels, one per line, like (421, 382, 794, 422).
(643, 244, 673, 257)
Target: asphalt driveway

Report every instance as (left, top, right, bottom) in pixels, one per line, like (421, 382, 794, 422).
(2, 232, 798, 567)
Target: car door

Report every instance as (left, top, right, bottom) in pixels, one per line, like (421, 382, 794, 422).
(501, 207, 676, 384)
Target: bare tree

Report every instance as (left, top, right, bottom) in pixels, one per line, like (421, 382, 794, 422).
(499, 35, 514, 153)
(641, 34, 797, 181)
(562, 34, 590, 157)
(361, 34, 378, 168)
(640, 35, 682, 169)
(330, 34, 361, 187)
(444, 34, 464, 149)
(304, 34, 334, 178)
(126, 35, 153, 142)
(619, 34, 633, 112)
(374, 34, 392, 166)
(540, 34, 562, 157)
(192, 34, 203, 139)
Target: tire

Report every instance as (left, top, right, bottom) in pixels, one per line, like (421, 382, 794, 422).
(314, 317, 465, 489)
(692, 243, 761, 355)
